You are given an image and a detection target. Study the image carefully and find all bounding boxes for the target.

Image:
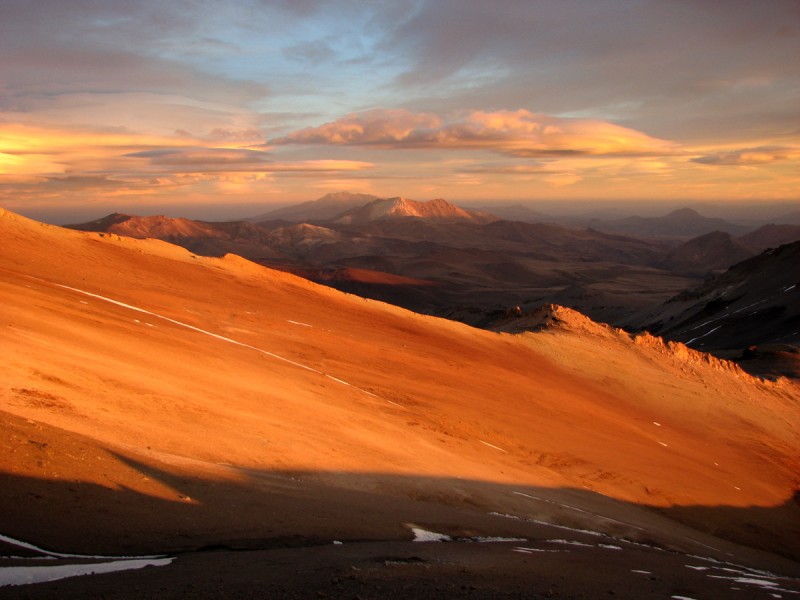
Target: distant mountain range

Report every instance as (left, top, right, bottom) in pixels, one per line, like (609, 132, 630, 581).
(68, 202, 672, 324)
(249, 192, 497, 225)
(248, 194, 798, 243)
(587, 207, 753, 240)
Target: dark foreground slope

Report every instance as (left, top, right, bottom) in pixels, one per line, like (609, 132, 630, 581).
(2, 209, 799, 597)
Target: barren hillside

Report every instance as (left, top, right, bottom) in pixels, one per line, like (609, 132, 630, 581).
(2, 208, 799, 597)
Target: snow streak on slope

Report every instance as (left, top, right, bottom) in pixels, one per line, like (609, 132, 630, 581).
(39, 278, 403, 408)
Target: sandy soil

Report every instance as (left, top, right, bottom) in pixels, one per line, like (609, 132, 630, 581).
(1, 208, 799, 596)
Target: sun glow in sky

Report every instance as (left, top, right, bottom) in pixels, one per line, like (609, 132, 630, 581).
(0, 0, 798, 219)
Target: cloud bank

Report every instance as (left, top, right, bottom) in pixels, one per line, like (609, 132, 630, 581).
(1, 1, 798, 210)
(272, 109, 678, 157)
(692, 146, 800, 166)
(126, 147, 372, 173)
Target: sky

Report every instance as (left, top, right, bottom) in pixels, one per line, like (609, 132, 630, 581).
(1, 0, 799, 221)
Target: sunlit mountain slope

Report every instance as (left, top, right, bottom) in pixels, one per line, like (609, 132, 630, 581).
(1, 208, 798, 572)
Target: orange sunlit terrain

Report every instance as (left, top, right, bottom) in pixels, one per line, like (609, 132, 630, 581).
(1, 208, 798, 569)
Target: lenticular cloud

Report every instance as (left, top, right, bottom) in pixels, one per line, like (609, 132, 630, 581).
(271, 108, 678, 157)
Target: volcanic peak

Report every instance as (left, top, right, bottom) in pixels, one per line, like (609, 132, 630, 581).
(333, 197, 495, 224)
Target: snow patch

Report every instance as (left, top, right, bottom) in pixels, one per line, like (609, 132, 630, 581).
(286, 320, 312, 327)
(0, 558, 174, 587)
(513, 546, 562, 554)
(512, 491, 591, 515)
(488, 512, 522, 521)
(547, 539, 592, 547)
(411, 528, 451, 543)
(708, 575, 781, 588)
(0, 534, 162, 560)
(478, 440, 507, 452)
(325, 374, 351, 386)
(686, 325, 722, 345)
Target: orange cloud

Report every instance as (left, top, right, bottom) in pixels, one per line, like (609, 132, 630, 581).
(458, 160, 584, 186)
(126, 148, 372, 173)
(0, 121, 375, 210)
(692, 146, 800, 165)
(272, 108, 678, 157)
(0, 123, 192, 177)
(0, 124, 372, 183)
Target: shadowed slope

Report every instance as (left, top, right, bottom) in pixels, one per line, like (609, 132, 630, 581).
(628, 241, 800, 354)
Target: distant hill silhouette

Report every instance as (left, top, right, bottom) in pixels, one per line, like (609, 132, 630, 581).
(739, 223, 800, 252)
(247, 191, 382, 223)
(588, 207, 753, 240)
(654, 231, 754, 275)
(469, 203, 551, 223)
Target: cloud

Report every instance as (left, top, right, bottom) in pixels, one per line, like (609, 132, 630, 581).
(127, 147, 274, 167)
(126, 147, 372, 173)
(272, 108, 678, 157)
(458, 159, 584, 187)
(0, 120, 373, 210)
(458, 162, 553, 175)
(0, 122, 188, 178)
(2, 1, 797, 208)
(373, 1, 800, 143)
(692, 146, 800, 166)
(273, 109, 441, 145)
(283, 39, 336, 64)
(1, 91, 267, 143)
